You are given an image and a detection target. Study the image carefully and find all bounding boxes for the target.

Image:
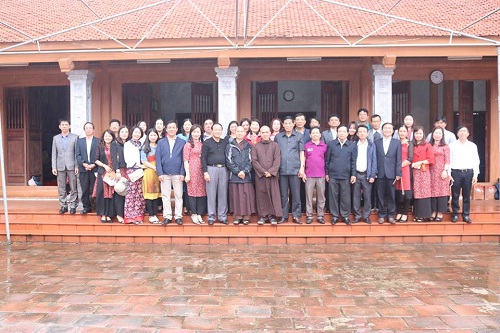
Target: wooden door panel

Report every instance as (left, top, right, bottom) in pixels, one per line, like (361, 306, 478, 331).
(255, 81, 278, 126)
(123, 83, 152, 127)
(4, 87, 27, 185)
(392, 81, 410, 126)
(191, 82, 215, 125)
(321, 81, 345, 125)
(459, 80, 474, 139)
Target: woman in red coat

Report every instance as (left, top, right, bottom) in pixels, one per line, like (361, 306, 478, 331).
(429, 127, 451, 221)
(411, 126, 434, 222)
(395, 125, 413, 223)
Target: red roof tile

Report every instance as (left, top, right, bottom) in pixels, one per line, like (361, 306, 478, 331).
(0, 0, 498, 46)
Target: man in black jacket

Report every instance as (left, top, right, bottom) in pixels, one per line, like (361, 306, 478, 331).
(325, 125, 357, 225)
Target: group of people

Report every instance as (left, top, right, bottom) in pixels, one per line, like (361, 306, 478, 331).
(51, 109, 480, 226)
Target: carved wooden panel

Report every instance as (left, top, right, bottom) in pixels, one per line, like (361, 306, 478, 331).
(191, 82, 215, 125)
(4, 88, 27, 185)
(321, 81, 346, 125)
(459, 80, 474, 139)
(392, 81, 411, 126)
(255, 81, 277, 126)
(123, 83, 152, 127)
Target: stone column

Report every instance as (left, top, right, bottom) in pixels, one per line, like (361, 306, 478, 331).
(66, 70, 96, 137)
(372, 64, 395, 123)
(215, 66, 239, 131)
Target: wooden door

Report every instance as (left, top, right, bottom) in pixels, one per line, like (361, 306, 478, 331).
(255, 81, 278, 126)
(4, 88, 27, 185)
(123, 83, 152, 127)
(459, 80, 474, 140)
(392, 81, 411, 126)
(191, 82, 215, 125)
(321, 81, 346, 126)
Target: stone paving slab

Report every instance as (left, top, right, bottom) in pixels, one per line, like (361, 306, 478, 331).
(0, 243, 499, 332)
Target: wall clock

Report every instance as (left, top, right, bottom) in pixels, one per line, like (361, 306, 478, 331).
(429, 70, 444, 85)
(283, 90, 294, 101)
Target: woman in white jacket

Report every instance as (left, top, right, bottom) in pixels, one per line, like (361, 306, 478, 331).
(123, 126, 146, 224)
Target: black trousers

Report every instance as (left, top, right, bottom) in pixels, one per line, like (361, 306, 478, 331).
(329, 178, 351, 219)
(79, 171, 96, 210)
(352, 173, 372, 219)
(377, 177, 396, 218)
(451, 169, 473, 216)
(280, 175, 301, 219)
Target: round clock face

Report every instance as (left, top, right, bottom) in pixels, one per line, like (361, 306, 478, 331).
(283, 90, 294, 101)
(430, 70, 444, 84)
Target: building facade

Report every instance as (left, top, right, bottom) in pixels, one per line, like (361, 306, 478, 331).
(0, 0, 499, 186)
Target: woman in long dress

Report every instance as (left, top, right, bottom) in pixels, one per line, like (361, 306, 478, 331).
(226, 126, 256, 225)
(123, 126, 146, 224)
(183, 124, 207, 224)
(411, 126, 434, 222)
(114, 125, 129, 223)
(429, 126, 451, 221)
(395, 125, 413, 223)
(94, 130, 119, 222)
(141, 129, 161, 223)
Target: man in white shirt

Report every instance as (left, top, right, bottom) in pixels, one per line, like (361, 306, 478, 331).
(449, 125, 480, 223)
(352, 125, 377, 224)
(75, 122, 99, 214)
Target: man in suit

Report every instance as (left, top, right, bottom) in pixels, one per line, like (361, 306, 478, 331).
(368, 114, 382, 143)
(374, 122, 402, 224)
(156, 120, 186, 225)
(322, 114, 340, 143)
(76, 122, 99, 214)
(325, 125, 357, 224)
(52, 118, 79, 214)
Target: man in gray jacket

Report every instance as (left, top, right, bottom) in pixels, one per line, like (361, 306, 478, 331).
(52, 118, 79, 214)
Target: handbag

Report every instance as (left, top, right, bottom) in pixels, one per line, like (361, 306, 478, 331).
(103, 170, 116, 186)
(114, 177, 129, 196)
(129, 168, 144, 182)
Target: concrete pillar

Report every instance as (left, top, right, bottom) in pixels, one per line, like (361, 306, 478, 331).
(215, 66, 239, 131)
(372, 64, 395, 123)
(67, 70, 96, 137)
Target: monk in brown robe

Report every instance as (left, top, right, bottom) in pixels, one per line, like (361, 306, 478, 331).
(251, 125, 282, 225)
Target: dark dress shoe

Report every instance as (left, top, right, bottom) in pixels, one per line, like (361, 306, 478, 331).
(317, 217, 325, 224)
(388, 217, 396, 224)
(208, 219, 215, 225)
(352, 217, 361, 224)
(278, 218, 288, 224)
(343, 217, 351, 225)
(80, 208, 90, 215)
(59, 207, 68, 214)
(378, 218, 385, 224)
(175, 218, 183, 225)
(270, 217, 278, 225)
(451, 215, 458, 223)
(292, 217, 302, 224)
(463, 216, 472, 224)
(363, 217, 372, 224)
(162, 218, 172, 225)
(220, 220, 229, 225)
(306, 217, 313, 224)
(331, 218, 338, 225)
(69, 207, 76, 214)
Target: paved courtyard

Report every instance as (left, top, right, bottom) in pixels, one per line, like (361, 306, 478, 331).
(0, 242, 499, 332)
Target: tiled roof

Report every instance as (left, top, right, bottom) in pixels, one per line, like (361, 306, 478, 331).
(0, 0, 498, 46)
